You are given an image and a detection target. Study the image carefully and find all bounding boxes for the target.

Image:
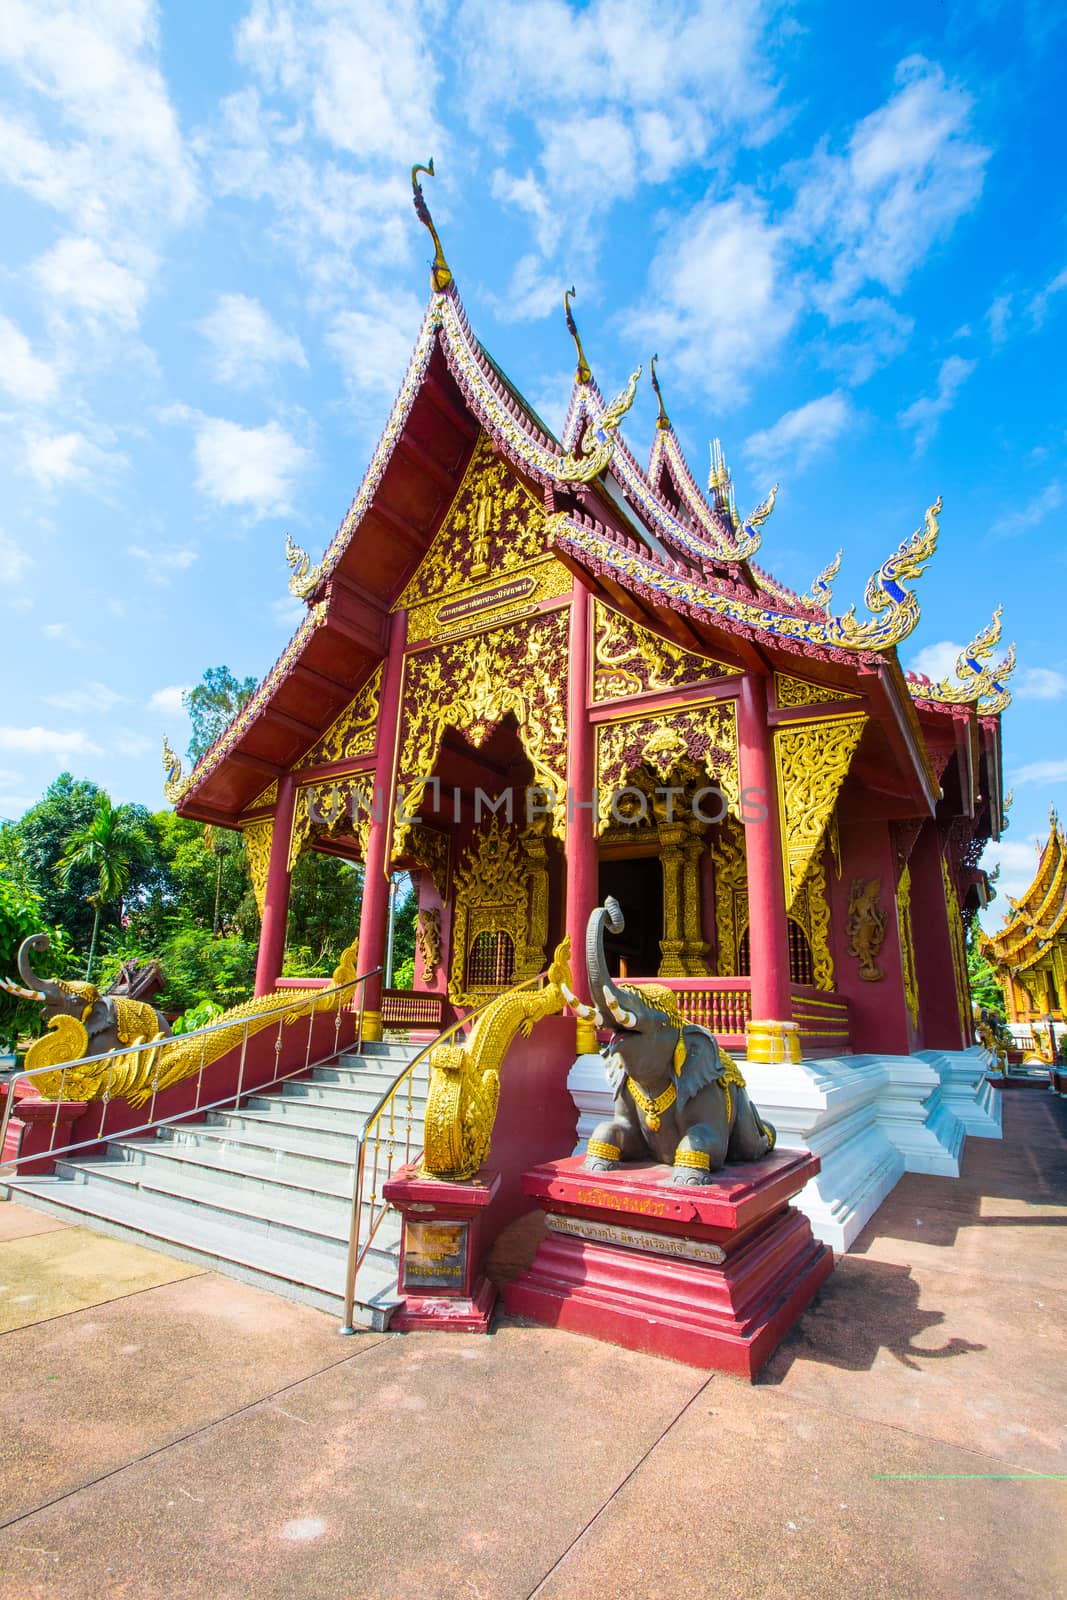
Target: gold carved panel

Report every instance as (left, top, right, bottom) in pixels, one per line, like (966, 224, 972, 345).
(774, 672, 861, 709)
(774, 715, 867, 907)
(592, 601, 740, 702)
(595, 701, 739, 835)
(241, 819, 273, 917)
(294, 665, 382, 770)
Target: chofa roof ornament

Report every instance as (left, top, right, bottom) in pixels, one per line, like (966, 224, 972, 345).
(804, 550, 842, 612)
(555, 288, 641, 483)
(909, 599, 1017, 713)
(412, 160, 453, 293)
(285, 531, 325, 601)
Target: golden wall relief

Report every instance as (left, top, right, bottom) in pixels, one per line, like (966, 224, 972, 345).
(448, 815, 543, 1007)
(711, 819, 835, 990)
(416, 907, 443, 983)
(942, 856, 971, 1036)
(405, 823, 450, 901)
(845, 878, 888, 982)
(592, 601, 740, 702)
(294, 665, 381, 770)
(774, 673, 861, 710)
(396, 430, 572, 641)
(241, 819, 274, 917)
(774, 715, 867, 908)
(289, 774, 374, 870)
(396, 610, 569, 849)
(246, 779, 278, 812)
(897, 864, 920, 1028)
(595, 700, 739, 835)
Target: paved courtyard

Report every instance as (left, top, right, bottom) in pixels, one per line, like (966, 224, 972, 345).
(0, 1086, 1064, 1600)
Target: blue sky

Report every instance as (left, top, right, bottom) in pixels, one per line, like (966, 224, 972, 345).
(1, 1, 1065, 925)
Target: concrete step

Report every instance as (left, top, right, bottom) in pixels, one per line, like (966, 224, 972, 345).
(106, 1133, 356, 1204)
(7, 1168, 402, 1327)
(279, 1078, 428, 1115)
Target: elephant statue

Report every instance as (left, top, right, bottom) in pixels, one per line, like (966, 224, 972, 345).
(1, 933, 172, 1069)
(567, 898, 775, 1186)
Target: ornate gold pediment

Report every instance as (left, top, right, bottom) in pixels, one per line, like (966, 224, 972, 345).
(593, 602, 740, 702)
(774, 715, 867, 907)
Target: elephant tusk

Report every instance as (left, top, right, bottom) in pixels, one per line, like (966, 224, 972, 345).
(561, 982, 604, 1026)
(0, 976, 44, 1002)
(602, 986, 637, 1028)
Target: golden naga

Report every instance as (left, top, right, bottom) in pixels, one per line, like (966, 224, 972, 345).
(162, 735, 192, 805)
(285, 531, 325, 600)
(14, 939, 361, 1109)
(909, 603, 1017, 714)
(826, 497, 942, 651)
(803, 550, 842, 612)
(412, 159, 453, 293)
(420, 936, 573, 1181)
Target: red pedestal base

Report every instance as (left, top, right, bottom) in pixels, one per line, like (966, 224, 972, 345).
(383, 1165, 501, 1333)
(503, 1152, 833, 1379)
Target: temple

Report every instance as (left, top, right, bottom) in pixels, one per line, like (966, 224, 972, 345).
(164, 172, 1012, 1076)
(983, 808, 1067, 1028)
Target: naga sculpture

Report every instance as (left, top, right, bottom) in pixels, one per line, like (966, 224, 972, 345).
(4, 934, 361, 1108)
(566, 899, 775, 1185)
(421, 937, 573, 1181)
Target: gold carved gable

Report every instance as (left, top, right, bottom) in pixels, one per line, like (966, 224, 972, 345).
(397, 430, 571, 640)
(241, 819, 273, 917)
(593, 602, 740, 702)
(294, 665, 382, 770)
(775, 672, 861, 709)
(774, 715, 867, 907)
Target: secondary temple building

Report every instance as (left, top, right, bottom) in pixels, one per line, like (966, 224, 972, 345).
(165, 176, 1014, 1098)
(984, 808, 1067, 1035)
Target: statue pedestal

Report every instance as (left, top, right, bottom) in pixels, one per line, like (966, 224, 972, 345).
(383, 1165, 501, 1333)
(504, 1152, 832, 1379)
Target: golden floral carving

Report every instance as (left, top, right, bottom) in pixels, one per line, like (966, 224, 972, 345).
(416, 907, 442, 982)
(942, 857, 971, 1036)
(774, 716, 867, 906)
(897, 864, 920, 1027)
(593, 602, 739, 702)
(294, 667, 382, 770)
(711, 819, 747, 977)
(241, 819, 274, 918)
(595, 701, 739, 835)
(289, 775, 374, 869)
(406, 824, 450, 901)
(448, 816, 539, 1007)
(774, 673, 861, 709)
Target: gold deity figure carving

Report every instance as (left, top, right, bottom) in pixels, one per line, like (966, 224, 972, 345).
(470, 481, 497, 578)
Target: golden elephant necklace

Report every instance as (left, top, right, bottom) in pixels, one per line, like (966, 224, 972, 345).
(625, 1076, 676, 1131)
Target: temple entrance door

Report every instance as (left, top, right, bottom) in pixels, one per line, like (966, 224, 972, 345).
(597, 857, 663, 978)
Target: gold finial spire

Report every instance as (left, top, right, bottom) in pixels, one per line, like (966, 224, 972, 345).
(564, 287, 592, 385)
(411, 160, 452, 293)
(649, 354, 670, 431)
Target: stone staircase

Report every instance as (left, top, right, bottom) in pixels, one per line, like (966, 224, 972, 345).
(7, 1040, 428, 1330)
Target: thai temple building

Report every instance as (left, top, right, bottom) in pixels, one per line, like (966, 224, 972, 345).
(4, 175, 1018, 1336)
(984, 809, 1067, 1036)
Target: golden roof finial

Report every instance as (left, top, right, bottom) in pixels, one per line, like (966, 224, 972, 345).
(411, 160, 452, 293)
(650, 354, 670, 431)
(564, 287, 592, 386)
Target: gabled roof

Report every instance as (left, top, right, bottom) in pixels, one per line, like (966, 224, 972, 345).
(986, 812, 1067, 971)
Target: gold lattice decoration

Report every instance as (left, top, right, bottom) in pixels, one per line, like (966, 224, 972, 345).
(289, 775, 375, 869)
(448, 816, 540, 1007)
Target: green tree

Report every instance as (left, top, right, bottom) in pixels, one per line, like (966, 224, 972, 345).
(56, 793, 154, 981)
(286, 854, 363, 972)
(0, 877, 75, 1050)
(13, 773, 106, 948)
(966, 928, 1006, 1018)
(184, 666, 258, 763)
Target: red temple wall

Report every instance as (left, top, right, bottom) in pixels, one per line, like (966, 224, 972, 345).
(829, 801, 910, 1055)
(910, 822, 967, 1050)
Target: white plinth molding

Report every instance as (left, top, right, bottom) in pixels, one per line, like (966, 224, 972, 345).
(565, 1048, 973, 1254)
(915, 1048, 1003, 1139)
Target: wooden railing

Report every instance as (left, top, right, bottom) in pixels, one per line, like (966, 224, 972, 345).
(645, 978, 752, 1041)
(381, 990, 446, 1030)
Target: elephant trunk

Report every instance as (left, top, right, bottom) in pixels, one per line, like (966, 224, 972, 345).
(585, 898, 658, 1032)
(17, 934, 66, 1005)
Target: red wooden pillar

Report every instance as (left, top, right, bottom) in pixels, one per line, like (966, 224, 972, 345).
(356, 609, 408, 1041)
(737, 674, 795, 1056)
(564, 583, 598, 1052)
(254, 773, 296, 997)
(910, 823, 968, 1049)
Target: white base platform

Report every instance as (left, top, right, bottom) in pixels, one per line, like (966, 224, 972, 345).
(567, 1047, 987, 1254)
(916, 1048, 1003, 1138)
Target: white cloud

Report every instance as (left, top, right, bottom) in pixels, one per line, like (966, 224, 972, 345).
(628, 193, 800, 403)
(986, 292, 1012, 346)
(1029, 266, 1067, 328)
(0, 530, 33, 586)
(0, 724, 101, 756)
(23, 429, 122, 490)
(270, 595, 305, 629)
(198, 292, 307, 388)
(897, 355, 975, 452)
(908, 639, 963, 683)
(45, 681, 126, 714)
(327, 290, 425, 406)
(1012, 759, 1067, 786)
(1017, 667, 1067, 700)
(192, 416, 311, 518)
(742, 391, 854, 479)
(148, 685, 191, 716)
(0, 314, 59, 404)
(989, 481, 1064, 540)
(793, 57, 989, 313)
(979, 837, 1048, 904)
(127, 545, 199, 582)
(112, 732, 152, 757)
(33, 235, 146, 329)
(42, 622, 66, 640)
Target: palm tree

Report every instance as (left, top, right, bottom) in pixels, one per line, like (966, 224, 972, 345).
(56, 794, 152, 981)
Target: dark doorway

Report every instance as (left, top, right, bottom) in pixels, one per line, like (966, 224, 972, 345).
(597, 856, 663, 977)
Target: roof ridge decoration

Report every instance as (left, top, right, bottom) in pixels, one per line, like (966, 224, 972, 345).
(708, 438, 777, 561)
(285, 531, 325, 601)
(564, 288, 593, 386)
(803, 551, 842, 614)
(546, 495, 943, 655)
(412, 160, 452, 292)
(907, 604, 1017, 714)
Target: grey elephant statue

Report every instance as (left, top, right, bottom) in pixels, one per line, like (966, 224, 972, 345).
(1, 933, 172, 1065)
(567, 898, 775, 1186)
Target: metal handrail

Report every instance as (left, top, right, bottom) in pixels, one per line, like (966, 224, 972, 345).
(339, 968, 551, 1334)
(0, 968, 383, 1180)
